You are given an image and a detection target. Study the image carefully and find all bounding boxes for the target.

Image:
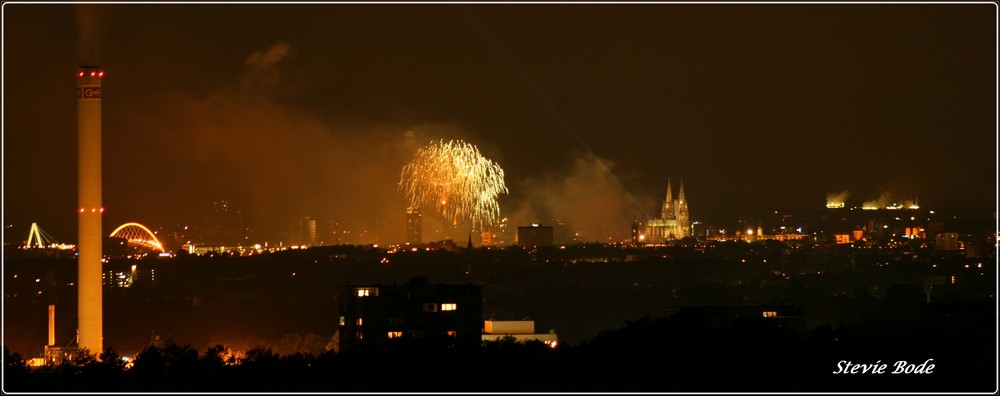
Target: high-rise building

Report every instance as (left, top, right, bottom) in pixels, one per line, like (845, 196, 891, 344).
(289, 216, 317, 246)
(935, 232, 960, 252)
(517, 224, 554, 248)
(631, 220, 645, 245)
(406, 207, 422, 245)
(645, 178, 691, 243)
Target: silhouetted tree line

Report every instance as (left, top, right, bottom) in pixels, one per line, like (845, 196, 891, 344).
(6, 304, 994, 392)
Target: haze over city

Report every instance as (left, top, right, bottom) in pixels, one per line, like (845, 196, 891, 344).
(4, 3, 995, 248)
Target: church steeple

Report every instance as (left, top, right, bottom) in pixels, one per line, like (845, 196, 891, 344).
(665, 178, 673, 203)
(662, 178, 675, 220)
(649, 177, 692, 243)
(678, 179, 686, 204)
(676, 178, 690, 238)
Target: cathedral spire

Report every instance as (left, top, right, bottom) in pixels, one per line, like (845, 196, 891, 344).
(665, 178, 673, 203)
(678, 179, 686, 203)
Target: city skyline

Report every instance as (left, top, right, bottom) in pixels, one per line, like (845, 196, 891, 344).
(3, 3, 996, 246)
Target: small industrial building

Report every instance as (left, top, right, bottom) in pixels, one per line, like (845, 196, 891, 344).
(482, 320, 558, 348)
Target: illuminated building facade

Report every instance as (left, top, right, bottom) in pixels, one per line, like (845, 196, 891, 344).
(517, 224, 554, 248)
(645, 178, 691, 244)
(36, 304, 82, 368)
(288, 216, 317, 246)
(338, 277, 482, 352)
(406, 207, 422, 244)
(482, 320, 558, 348)
(935, 232, 959, 251)
(103, 264, 156, 289)
(631, 220, 645, 245)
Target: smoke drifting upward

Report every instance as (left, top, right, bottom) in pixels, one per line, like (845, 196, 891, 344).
(109, 42, 654, 246)
(240, 42, 295, 93)
(74, 5, 114, 64)
(863, 191, 893, 209)
(826, 190, 849, 208)
(507, 153, 651, 244)
(115, 42, 470, 244)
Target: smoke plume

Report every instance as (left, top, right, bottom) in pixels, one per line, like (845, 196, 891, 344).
(74, 5, 114, 64)
(862, 191, 892, 209)
(825, 190, 849, 207)
(112, 42, 657, 246)
(116, 43, 446, 244)
(240, 42, 295, 93)
(506, 153, 651, 244)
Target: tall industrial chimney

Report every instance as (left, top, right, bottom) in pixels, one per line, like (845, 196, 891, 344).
(48, 304, 56, 347)
(77, 66, 103, 354)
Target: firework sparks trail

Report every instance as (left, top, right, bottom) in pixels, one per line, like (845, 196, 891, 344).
(399, 139, 508, 230)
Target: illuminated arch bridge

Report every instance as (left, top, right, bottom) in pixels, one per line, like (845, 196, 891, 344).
(109, 222, 164, 252)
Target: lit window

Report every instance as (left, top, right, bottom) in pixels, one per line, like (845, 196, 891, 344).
(762, 311, 777, 318)
(446, 330, 457, 337)
(357, 288, 370, 297)
(388, 331, 403, 339)
(423, 303, 438, 312)
(441, 303, 457, 311)
(339, 316, 345, 326)
(356, 318, 363, 326)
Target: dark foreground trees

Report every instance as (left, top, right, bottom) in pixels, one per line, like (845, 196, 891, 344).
(5, 306, 995, 392)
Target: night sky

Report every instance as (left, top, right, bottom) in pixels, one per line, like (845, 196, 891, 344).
(3, 3, 996, 245)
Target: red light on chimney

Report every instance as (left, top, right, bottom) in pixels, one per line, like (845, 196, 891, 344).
(98, 71, 104, 77)
(90, 71, 96, 77)
(79, 208, 85, 213)
(77, 72, 84, 77)
(99, 208, 104, 213)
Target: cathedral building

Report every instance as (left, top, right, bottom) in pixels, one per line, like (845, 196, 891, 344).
(646, 178, 691, 243)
